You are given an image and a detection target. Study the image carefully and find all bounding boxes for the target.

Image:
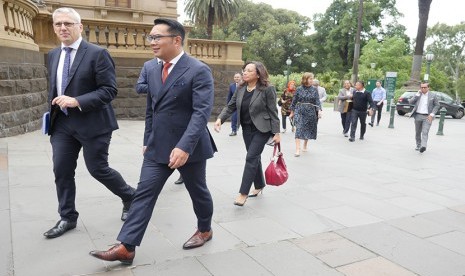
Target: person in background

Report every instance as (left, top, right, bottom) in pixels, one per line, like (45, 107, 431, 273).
(337, 80, 354, 137)
(43, 7, 135, 239)
(369, 80, 386, 127)
(349, 81, 375, 142)
(228, 72, 242, 136)
(279, 80, 296, 133)
(408, 82, 440, 153)
(313, 79, 327, 103)
(214, 61, 280, 206)
(290, 72, 322, 156)
(136, 57, 184, 185)
(90, 18, 217, 265)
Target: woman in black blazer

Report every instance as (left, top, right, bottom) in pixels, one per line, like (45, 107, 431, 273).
(214, 61, 281, 206)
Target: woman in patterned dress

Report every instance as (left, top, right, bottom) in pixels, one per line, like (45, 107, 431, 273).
(279, 80, 296, 133)
(289, 72, 322, 157)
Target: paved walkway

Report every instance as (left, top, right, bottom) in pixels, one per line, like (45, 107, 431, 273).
(1, 109, 465, 276)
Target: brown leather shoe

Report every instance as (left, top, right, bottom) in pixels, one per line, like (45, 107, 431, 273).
(89, 244, 135, 265)
(182, 229, 212, 249)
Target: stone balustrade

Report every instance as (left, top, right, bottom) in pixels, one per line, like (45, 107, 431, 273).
(0, 0, 39, 50)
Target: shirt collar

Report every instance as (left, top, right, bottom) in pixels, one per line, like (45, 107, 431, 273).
(164, 51, 185, 67)
(356, 89, 365, 93)
(61, 36, 82, 51)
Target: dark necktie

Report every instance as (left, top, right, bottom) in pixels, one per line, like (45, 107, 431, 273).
(162, 62, 172, 83)
(61, 47, 72, 115)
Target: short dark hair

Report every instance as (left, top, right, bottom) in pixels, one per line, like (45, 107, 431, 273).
(154, 18, 185, 45)
(421, 82, 429, 87)
(241, 61, 270, 88)
(357, 80, 365, 87)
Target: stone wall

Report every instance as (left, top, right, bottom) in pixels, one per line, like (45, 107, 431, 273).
(111, 57, 243, 121)
(0, 46, 48, 138)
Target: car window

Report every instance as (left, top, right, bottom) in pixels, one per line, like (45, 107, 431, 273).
(442, 93, 454, 103)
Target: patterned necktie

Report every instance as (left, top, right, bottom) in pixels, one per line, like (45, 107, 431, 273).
(61, 47, 72, 115)
(162, 62, 172, 83)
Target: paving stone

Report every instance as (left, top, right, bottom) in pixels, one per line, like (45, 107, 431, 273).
(427, 231, 465, 256)
(197, 249, 273, 276)
(384, 184, 462, 207)
(336, 256, 417, 276)
(219, 217, 300, 246)
(133, 257, 211, 276)
(384, 196, 444, 214)
(314, 206, 382, 227)
(281, 190, 343, 210)
(0, 210, 13, 276)
(244, 241, 343, 276)
(337, 222, 465, 276)
(293, 232, 376, 267)
(450, 204, 465, 214)
(418, 209, 465, 232)
(388, 215, 455, 238)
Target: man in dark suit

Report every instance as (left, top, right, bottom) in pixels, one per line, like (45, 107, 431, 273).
(43, 8, 135, 239)
(135, 58, 184, 185)
(409, 82, 440, 153)
(227, 72, 242, 136)
(90, 18, 217, 265)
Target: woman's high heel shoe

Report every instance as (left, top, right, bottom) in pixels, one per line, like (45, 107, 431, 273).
(248, 188, 263, 197)
(234, 194, 248, 206)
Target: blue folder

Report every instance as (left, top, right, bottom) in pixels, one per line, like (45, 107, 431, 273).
(42, 112, 50, 135)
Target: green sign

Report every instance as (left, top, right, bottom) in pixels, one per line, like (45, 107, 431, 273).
(385, 72, 397, 112)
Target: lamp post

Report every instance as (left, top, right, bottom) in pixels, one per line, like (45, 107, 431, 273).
(424, 52, 434, 81)
(370, 62, 376, 78)
(286, 57, 292, 86)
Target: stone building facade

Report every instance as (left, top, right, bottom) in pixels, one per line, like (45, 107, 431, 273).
(0, 0, 244, 137)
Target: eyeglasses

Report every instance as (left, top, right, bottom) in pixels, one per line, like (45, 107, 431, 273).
(420, 86, 428, 88)
(54, 22, 79, 28)
(146, 34, 177, 43)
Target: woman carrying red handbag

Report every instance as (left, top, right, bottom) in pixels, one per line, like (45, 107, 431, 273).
(214, 61, 281, 206)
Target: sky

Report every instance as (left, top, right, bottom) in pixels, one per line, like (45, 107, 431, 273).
(176, 0, 463, 39)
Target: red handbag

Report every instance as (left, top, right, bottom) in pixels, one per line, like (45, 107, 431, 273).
(265, 143, 288, 186)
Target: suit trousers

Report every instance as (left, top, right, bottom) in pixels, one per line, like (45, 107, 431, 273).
(50, 114, 135, 222)
(414, 114, 432, 148)
(340, 111, 352, 133)
(371, 101, 383, 124)
(117, 158, 213, 246)
(231, 111, 238, 132)
(350, 110, 367, 139)
(239, 124, 270, 195)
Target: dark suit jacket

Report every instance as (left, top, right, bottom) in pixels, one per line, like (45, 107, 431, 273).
(135, 58, 160, 94)
(143, 53, 217, 164)
(47, 40, 118, 138)
(228, 82, 237, 103)
(218, 85, 280, 134)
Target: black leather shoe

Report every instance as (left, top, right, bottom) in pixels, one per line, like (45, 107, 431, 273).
(229, 131, 237, 136)
(420, 147, 426, 153)
(44, 220, 77, 239)
(121, 199, 133, 221)
(360, 136, 364, 140)
(174, 176, 184, 185)
(349, 138, 355, 142)
(369, 122, 373, 127)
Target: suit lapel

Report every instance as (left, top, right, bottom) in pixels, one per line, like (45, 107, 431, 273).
(154, 54, 189, 104)
(249, 86, 262, 107)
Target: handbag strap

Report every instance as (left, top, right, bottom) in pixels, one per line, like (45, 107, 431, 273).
(273, 143, 281, 156)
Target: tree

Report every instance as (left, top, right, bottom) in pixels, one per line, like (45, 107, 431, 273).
(427, 23, 465, 100)
(184, 0, 243, 39)
(408, 0, 433, 86)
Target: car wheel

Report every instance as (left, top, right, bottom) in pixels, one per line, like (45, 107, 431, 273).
(397, 110, 406, 116)
(454, 109, 464, 119)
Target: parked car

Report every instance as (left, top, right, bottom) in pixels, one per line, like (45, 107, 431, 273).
(396, 91, 464, 119)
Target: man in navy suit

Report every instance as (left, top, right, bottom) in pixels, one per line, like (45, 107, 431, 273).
(43, 8, 135, 239)
(135, 58, 184, 185)
(90, 18, 217, 265)
(227, 72, 242, 136)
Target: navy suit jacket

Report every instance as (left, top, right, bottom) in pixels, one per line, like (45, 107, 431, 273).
(47, 40, 119, 138)
(228, 82, 237, 103)
(135, 58, 160, 94)
(143, 53, 217, 164)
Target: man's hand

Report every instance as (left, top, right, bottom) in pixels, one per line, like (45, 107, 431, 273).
(52, 96, 80, 109)
(168, 147, 189, 169)
(427, 115, 433, 123)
